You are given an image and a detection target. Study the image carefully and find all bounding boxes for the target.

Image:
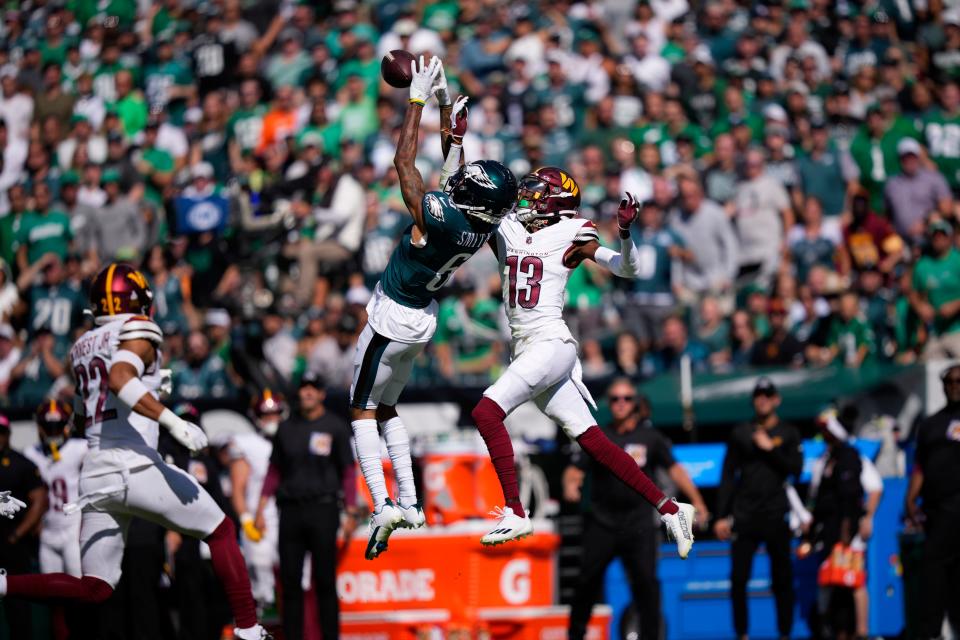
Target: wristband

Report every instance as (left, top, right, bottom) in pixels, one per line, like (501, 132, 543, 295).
(158, 407, 185, 431)
(409, 98, 426, 106)
(117, 377, 150, 409)
(112, 349, 145, 377)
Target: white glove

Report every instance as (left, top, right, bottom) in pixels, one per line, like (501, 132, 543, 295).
(159, 408, 208, 453)
(409, 55, 441, 105)
(433, 60, 451, 106)
(0, 491, 26, 519)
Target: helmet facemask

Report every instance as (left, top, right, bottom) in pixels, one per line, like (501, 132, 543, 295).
(515, 171, 580, 232)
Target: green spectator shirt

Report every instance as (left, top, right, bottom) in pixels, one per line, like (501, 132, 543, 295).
(923, 110, 960, 189)
(0, 214, 21, 268)
(70, 0, 136, 31)
(149, 274, 190, 337)
(141, 146, 174, 206)
(109, 92, 148, 137)
(227, 104, 268, 154)
(172, 356, 235, 400)
(338, 97, 378, 143)
(144, 60, 193, 123)
(849, 126, 914, 212)
(796, 145, 847, 217)
(27, 284, 86, 357)
(15, 210, 72, 264)
(434, 297, 501, 368)
(827, 315, 875, 364)
(912, 248, 960, 335)
(629, 227, 684, 304)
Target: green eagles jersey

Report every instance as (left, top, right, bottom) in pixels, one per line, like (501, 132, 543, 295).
(28, 284, 86, 357)
(912, 248, 960, 335)
(380, 191, 494, 308)
(434, 297, 501, 366)
(15, 210, 72, 264)
(923, 111, 960, 188)
(149, 274, 190, 337)
(145, 60, 193, 123)
(227, 104, 268, 153)
(849, 126, 913, 212)
(172, 356, 235, 400)
(827, 315, 875, 364)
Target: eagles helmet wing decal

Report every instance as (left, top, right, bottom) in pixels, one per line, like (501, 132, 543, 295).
(425, 194, 445, 221)
(464, 163, 498, 190)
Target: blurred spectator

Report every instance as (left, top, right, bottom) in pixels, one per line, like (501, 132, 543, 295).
(751, 298, 804, 368)
(434, 287, 503, 383)
(823, 291, 876, 368)
(669, 175, 738, 311)
(172, 331, 236, 400)
(884, 137, 953, 245)
(733, 148, 794, 290)
(796, 118, 848, 218)
(841, 189, 904, 277)
(15, 182, 72, 273)
(308, 312, 359, 390)
(729, 309, 759, 370)
(262, 307, 298, 381)
(787, 197, 840, 286)
(654, 315, 709, 373)
(909, 219, 960, 359)
(624, 199, 686, 348)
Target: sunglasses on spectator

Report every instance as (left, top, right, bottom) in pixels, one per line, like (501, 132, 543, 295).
(609, 395, 635, 403)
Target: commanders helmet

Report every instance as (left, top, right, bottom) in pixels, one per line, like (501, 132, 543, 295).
(515, 166, 581, 229)
(36, 399, 73, 453)
(443, 159, 517, 225)
(249, 389, 288, 437)
(90, 263, 154, 318)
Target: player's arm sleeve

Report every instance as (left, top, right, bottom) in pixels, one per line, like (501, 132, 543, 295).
(593, 233, 643, 278)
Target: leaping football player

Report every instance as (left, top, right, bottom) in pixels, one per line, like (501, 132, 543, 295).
(445, 127, 696, 554)
(350, 56, 517, 560)
(0, 263, 271, 640)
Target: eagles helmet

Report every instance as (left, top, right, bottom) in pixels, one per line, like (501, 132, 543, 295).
(515, 166, 581, 230)
(36, 399, 73, 455)
(443, 159, 517, 225)
(89, 263, 154, 318)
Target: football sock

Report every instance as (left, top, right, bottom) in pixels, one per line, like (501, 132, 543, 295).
(576, 426, 677, 515)
(4, 573, 113, 604)
(382, 417, 417, 505)
(352, 418, 389, 508)
(205, 516, 258, 629)
(472, 397, 525, 518)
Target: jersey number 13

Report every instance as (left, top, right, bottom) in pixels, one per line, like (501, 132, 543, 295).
(505, 255, 543, 309)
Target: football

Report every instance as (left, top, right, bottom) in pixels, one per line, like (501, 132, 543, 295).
(381, 49, 416, 88)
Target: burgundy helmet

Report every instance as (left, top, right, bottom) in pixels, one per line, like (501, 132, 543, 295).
(89, 263, 154, 318)
(515, 166, 581, 228)
(249, 389, 289, 436)
(36, 399, 73, 449)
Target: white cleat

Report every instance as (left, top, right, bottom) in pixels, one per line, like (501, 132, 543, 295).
(481, 506, 533, 546)
(396, 501, 426, 529)
(233, 625, 273, 640)
(365, 500, 403, 560)
(660, 499, 696, 559)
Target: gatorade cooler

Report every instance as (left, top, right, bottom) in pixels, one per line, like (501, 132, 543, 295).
(422, 440, 485, 525)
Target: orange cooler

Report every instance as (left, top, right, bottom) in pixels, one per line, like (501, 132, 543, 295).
(422, 440, 489, 525)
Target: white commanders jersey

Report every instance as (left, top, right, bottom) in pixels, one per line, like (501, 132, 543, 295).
(495, 213, 599, 344)
(69, 314, 164, 461)
(24, 437, 87, 531)
(229, 431, 276, 521)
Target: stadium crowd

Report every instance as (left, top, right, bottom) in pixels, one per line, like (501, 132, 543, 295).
(0, 0, 958, 409)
